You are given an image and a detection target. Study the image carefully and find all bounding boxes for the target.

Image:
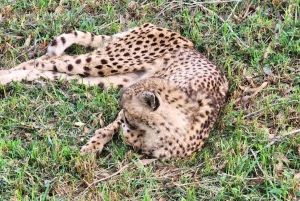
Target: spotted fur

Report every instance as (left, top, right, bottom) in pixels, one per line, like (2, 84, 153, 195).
(0, 23, 228, 159)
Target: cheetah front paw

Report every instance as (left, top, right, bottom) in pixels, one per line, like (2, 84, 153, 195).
(0, 73, 16, 85)
(80, 117, 121, 154)
(80, 140, 104, 154)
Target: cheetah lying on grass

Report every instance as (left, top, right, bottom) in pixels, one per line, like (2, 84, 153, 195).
(0, 23, 228, 159)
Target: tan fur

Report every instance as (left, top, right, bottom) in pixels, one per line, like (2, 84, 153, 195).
(0, 23, 228, 159)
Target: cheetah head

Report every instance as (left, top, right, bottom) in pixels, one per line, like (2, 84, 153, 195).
(120, 78, 199, 138)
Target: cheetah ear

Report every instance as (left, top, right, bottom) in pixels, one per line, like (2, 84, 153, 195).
(140, 91, 160, 111)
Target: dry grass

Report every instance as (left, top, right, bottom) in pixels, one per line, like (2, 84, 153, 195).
(0, 0, 299, 200)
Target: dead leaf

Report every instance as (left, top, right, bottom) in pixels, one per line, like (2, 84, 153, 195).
(0, 5, 13, 16)
(92, 113, 105, 127)
(250, 82, 268, 93)
(280, 155, 290, 163)
(218, 160, 227, 170)
(269, 133, 275, 139)
(98, 113, 105, 128)
(69, 145, 77, 150)
(278, 154, 290, 163)
(83, 126, 90, 134)
(24, 133, 32, 141)
(128, 1, 139, 10)
(237, 82, 268, 104)
(263, 67, 272, 75)
(74, 122, 85, 127)
(239, 85, 250, 92)
(24, 34, 32, 47)
(85, 92, 93, 100)
(119, 14, 126, 25)
(55, 6, 63, 13)
(13, 35, 25, 40)
(239, 82, 268, 94)
(242, 95, 250, 102)
(139, 159, 157, 165)
(246, 76, 256, 88)
(294, 173, 300, 179)
(216, 151, 223, 157)
(275, 162, 283, 173)
(272, 0, 280, 6)
(263, 42, 272, 60)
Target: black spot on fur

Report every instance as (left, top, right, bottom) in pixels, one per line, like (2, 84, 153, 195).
(86, 57, 92, 63)
(101, 59, 107, 64)
(98, 82, 104, 88)
(75, 59, 81, 64)
(84, 66, 91, 71)
(67, 64, 73, 71)
(61, 37, 66, 44)
(51, 39, 57, 46)
(95, 65, 102, 69)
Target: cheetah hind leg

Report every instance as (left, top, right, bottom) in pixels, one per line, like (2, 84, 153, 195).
(0, 67, 141, 88)
(46, 30, 112, 57)
(80, 110, 123, 153)
(46, 28, 135, 56)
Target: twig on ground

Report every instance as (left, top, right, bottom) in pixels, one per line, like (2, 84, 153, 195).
(242, 100, 299, 119)
(151, 2, 178, 22)
(250, 148, 269, 177)
(81, 165, 129, 195)
(152, 0, 249, 48)
(252, 128, 300, 156)
(225, 0, 240, 21)
(267, 128, 300, 147)
(177, 0, 242, 5)
(218, 173, 265, 181)
(242, 0, 254, 20)
(193, 2, 249, 48)
(97, 20, 120, 30)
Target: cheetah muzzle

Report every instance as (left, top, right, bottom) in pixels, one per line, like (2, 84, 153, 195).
(0, 23, 228, 160)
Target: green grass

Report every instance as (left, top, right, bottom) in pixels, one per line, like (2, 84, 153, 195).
(0, 0, 300, 200)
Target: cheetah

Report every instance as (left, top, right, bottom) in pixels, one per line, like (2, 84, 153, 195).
(0, 23, 228, 159)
